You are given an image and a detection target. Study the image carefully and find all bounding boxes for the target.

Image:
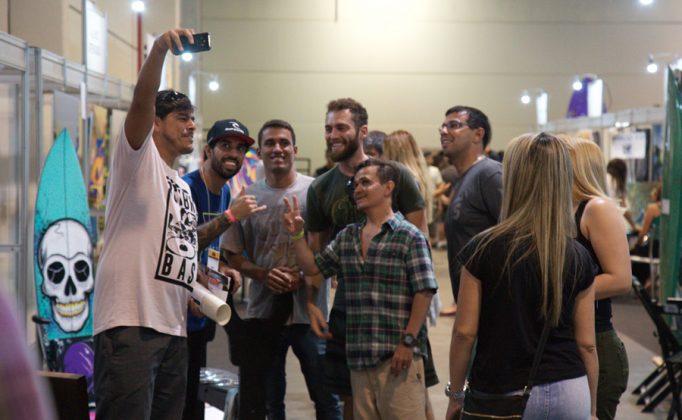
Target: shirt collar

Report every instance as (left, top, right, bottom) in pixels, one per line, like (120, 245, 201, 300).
(356, 212, 404, 232)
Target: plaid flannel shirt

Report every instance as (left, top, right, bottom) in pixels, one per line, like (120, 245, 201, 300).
(314, 213, 437, 370)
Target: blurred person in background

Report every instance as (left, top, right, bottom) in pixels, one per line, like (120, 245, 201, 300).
(632, 184, 662, 290)
(606, 158, 637, 234)
(363, 130, 385, 158)
(314, 149, 335, 177)
(423, 150, 445, 244)
(0, 292, 55, 420)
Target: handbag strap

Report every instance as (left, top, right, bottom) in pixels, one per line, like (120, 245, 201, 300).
(524, 320, 552, 394)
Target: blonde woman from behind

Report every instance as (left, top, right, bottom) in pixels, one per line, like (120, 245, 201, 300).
(446, 133, 598, 419)
(560, 136, 631, 420)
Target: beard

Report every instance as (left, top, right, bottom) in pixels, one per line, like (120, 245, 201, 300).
(211, 156, 242, 180)
(329, 130, 362, 163)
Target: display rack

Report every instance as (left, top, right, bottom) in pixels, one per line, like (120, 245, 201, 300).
(0, 30, 134, 331)
(39, 49, 133, 108)
(543, 107, 665, 133)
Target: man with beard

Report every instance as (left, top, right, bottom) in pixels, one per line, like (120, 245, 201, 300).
(223, 119, 340, 419)
(440, 106, 502, 304)
(305, 98, 432, 418)
(182, 119, 266, 420)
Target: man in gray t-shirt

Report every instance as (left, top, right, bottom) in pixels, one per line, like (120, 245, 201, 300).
(440, 106, 503, 301)
(223, 119, 338, 420)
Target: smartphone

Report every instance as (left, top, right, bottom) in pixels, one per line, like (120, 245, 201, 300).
(172, 32, 211, 55)
(206, 267, 232, 291)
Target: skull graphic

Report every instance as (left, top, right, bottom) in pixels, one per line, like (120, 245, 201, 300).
(38, 220, 94, 332)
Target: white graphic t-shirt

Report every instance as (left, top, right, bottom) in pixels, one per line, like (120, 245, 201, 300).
(93, 127, 197, 337)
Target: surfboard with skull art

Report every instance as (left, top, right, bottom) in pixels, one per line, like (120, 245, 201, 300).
(34, 128, 95, 403)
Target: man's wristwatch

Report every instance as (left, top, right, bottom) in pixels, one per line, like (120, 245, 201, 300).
(445, 382, 465, 401)
(400, 332, 420, 354)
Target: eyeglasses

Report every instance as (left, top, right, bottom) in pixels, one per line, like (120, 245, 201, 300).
(439, 120, 470, 132)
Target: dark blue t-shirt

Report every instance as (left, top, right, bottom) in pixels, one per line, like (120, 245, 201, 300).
(183, 169, 231, 332)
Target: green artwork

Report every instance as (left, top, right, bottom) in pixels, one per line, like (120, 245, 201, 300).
(660, 68, 682, 300)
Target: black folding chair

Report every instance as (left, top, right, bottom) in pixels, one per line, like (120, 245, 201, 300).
(632, 277, 682, 418)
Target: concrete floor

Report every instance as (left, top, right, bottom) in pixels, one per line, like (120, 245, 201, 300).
(206, 247, 673, 419)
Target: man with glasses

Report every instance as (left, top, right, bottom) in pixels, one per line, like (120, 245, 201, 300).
(182, 119, 266, 420)
(440, 106, 503, 304)
(94, 29, 207, 420)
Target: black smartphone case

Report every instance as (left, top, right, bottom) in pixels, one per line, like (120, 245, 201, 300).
(172, 32, 211, 55)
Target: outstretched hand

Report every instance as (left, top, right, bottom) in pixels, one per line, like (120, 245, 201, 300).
(155, 28, 195, 54)
(282, 196, 305, 235)
(230, 187, 267, 221)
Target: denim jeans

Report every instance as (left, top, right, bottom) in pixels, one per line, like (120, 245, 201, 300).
(523, 375, 590, 420)
(266, 324, 341, 420)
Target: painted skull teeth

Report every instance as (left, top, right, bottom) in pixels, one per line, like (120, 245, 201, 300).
(56, 300, 86, 317)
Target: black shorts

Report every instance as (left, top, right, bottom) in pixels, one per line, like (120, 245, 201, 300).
(323, 308, 439, 397)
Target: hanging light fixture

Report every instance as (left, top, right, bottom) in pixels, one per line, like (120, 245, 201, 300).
(520, 91, 531, 104)
(208, 79, 220, 92)
(645, 53, 680, 74)
(131, 0, 146, 13)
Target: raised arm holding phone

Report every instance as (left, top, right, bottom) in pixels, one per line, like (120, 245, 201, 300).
(93, 28, 222, 420)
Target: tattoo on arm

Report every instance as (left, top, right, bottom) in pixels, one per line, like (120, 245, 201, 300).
(197, 214, 231, 252)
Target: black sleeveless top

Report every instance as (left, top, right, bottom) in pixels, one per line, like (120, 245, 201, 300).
(575, 200, 613, 333)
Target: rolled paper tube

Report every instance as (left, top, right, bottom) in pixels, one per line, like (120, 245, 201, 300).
(191, 283, 231, 326)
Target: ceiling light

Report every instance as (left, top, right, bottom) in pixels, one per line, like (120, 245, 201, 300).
(208, 79, 220, 92)
(131, 0, 145, 13)
(647, 62, 659, 74)
(639, 0, 654, 5)
(520, 92, 531, 105)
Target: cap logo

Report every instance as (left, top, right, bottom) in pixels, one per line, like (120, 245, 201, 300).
(225, 121, 245, 135)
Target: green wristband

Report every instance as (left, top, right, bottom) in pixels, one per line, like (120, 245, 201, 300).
(290, 230, 305, 241)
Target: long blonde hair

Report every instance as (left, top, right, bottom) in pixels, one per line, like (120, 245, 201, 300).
(472, 133, 575, 326)
(558, 135, 608, 203)
(383, 130, 433, 220)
